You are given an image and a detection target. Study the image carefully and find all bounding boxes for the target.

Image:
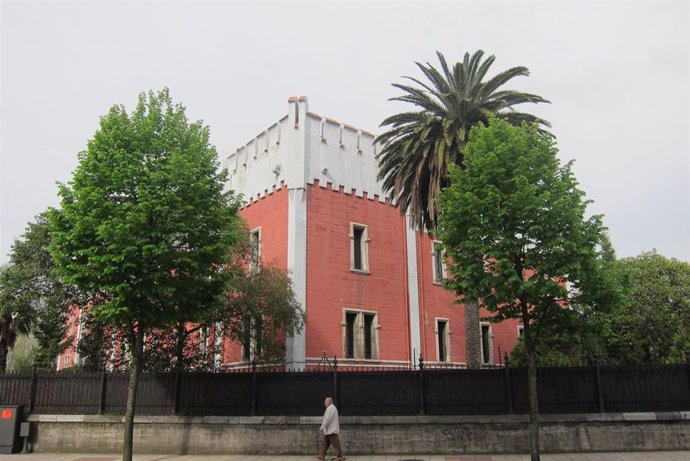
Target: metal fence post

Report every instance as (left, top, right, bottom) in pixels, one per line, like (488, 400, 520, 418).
(251, 360, 257, 416)
(28, 366, 37, 414)
(594, 360, 605, 413)
(418, 355, 425, 415)
(685, 349, 690, 401)
(97, 366, 107, 414)
(172, 370, 180, 415)
(333, 356, 338, 407)
(504, 353, 513, 414)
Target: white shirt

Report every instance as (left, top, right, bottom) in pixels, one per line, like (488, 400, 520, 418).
(320, 403, 340, 435)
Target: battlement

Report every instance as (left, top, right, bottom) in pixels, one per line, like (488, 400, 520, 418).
(224, 97, 390, 205)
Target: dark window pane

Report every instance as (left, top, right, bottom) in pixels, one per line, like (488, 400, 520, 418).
(481, 325, 491, 364)
(353, 227, 364, 270)
(346, 312, 357, 358)
(364, 314, 374, 359)
(438, 320, 447, 362)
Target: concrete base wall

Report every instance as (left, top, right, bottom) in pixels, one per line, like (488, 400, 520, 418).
(25, 412, 690, 455)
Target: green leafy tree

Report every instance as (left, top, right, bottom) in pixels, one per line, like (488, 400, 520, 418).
(375, 50, 550, 366)
(0, 214, 88, 372)
(509, 234, 624, 367)
(7, 334, 39, 373)
(510, 249, 690, 367)
(0, 266, 24, 373)
(437, 119, 612, 461)
(224, 263, 305, 364)
(606, 251, 690, 364)
(49, 88, 243, 461)
(76, 247, 304, 372)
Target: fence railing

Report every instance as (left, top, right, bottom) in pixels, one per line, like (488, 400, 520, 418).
(1, 360, 689, 416)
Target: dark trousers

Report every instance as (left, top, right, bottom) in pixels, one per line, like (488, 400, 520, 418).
(319, 433, 342, 458)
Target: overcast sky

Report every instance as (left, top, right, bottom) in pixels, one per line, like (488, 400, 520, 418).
(1, 0, 689, 264)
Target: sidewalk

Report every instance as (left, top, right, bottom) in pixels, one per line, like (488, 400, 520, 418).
(0, 453, 689, 461)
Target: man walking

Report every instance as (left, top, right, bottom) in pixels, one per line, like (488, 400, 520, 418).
(318, 396, 344, 460)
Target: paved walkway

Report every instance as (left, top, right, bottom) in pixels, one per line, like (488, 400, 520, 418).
(0, 453, 689, 461)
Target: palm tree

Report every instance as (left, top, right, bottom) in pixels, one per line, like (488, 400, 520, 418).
(376, 50, 550, 367)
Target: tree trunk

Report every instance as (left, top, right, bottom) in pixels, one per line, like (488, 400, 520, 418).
(0, 343, 8, 374)
(122, 326, 144, 461)
(464, 300, 481, 368)
(526, 334, 540, 461)
(174, 322, 185, 373)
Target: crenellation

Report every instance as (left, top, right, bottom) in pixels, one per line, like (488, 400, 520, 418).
(228, 98, 390, 211)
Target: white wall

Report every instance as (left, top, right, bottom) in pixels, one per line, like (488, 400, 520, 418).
(223, 97, 390, 204)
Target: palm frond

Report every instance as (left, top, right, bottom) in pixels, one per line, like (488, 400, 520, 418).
(376, 50, 550, 229)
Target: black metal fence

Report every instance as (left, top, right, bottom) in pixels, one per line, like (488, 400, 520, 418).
(1, 362, 688, 416)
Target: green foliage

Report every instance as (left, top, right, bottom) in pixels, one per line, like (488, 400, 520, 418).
(606, 252, 690, 364)
(49, 88, 243, 331)
(75, 252, 305, 371)
(437, 119, 611, 341)
(0, 214, 88, 371)
(224, 263, 305, 364)
(376, 50, 550, 230)
(49, 88, 245, 460)
(436, 118, 613, 459)
(7, 334, 39, 373)
(509, 250, 690, 366)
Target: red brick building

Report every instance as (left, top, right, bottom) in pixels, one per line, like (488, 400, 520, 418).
(221, 97, 522, 369)
(57, 97, 522, 371)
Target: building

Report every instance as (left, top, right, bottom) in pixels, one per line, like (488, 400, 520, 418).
(57, 96, 522, 371)
(220, 96, 522, 370)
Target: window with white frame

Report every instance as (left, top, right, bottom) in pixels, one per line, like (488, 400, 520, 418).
(350, 223, 369, 273)
(436, 318, 451, 362)
(480, 323, 493, 364)
(432, 240, 447, 283)
(241, 314, 264, 362)
(249, 227, 261, 273)
(343, 309, 379, 359)
(517, 325, 525, 338)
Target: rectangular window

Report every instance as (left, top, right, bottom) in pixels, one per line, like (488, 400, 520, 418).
(345, 312, 357, 359)
(363, 313, 375, 359)
(432, 241, 447, 283)
(436, 319, 450, 362)
(480, 323, 493, 364)
(242, 316, 251, 362)
(249, 227, 261, 273)
(350, 223, 369, 273)
(517, 325, 525, 338)
(242, 315, 264, 362)
(343, 309, 378, 359)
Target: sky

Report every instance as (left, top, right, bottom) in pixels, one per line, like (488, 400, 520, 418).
(1, 0, 689, 264)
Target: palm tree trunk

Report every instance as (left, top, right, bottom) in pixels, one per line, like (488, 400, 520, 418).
(464, 300, 481, 368)
(122, 326, 144, 461)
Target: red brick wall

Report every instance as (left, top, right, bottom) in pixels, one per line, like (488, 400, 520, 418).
(223, 187, 289, 363)
(415, 232, 467, 364)
(416, 232, 521, 365)
(306, 182, 411, 364)
(57, 306, 82, 370)
(239, 186, 289, 270)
